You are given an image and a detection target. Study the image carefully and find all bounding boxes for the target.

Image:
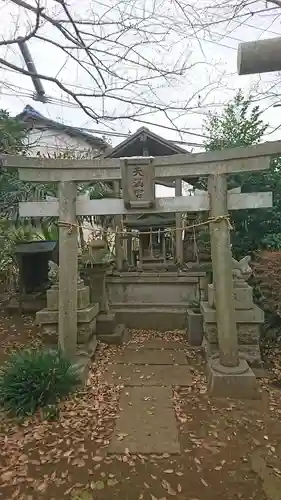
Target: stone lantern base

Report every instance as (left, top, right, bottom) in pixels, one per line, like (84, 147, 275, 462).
(202, 281, 264, 368)
(83, 264, 128, 345)
(207, 358, 260, 399)
(36, 280, 99, 349)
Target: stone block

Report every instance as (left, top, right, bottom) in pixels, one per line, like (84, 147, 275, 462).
(204, 322, 260, 345)
(187, 309, 203, 346)
(41, 318, 97, 344)
(74, 336, 98, 384)
(237, 323, 260, 344)
(96, 312, 116, 335)
(47, 284, 90, 311)
(207, 283, 254, 310)
(206, 358, 260, 399)
(114, 348, 188, 365)
(108, 387, 180, 454)
(202, 338, 262, 368)
(46, 287, 58, 310)
(235, 305, 264, 323)
(37, 303, 99, 325)
(201, 301, 264, 323)
(41, 324, 58, 345)
(107, 271, 201, 306)
(77, 318, 97, 344)
(77, 287, 90, 310)
(97, 324, 128, 345)
(113, 307, 187, 331)
(85, 266, 107, 305)
(239, 344, 262, 368)
(37, 303, 99, 346)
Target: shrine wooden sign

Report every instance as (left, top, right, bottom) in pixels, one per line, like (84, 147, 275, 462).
(121, 157, 155, 209)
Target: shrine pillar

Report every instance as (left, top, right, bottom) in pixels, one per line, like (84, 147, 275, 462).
(113, 180, 123, 271)
(175, 179, 183, 265)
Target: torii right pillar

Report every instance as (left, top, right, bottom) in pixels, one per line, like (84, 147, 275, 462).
(206, 174, 259, 398)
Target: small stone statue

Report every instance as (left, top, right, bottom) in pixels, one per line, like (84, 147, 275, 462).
(48, 260, 59, 283)
(48, 260, 82, 285)
(232, 255, 252, 281)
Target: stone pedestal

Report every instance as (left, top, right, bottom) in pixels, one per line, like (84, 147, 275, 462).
(187, 309, 203, 346)
(85, 264, 109, 313)
(84, 265, 127, 345)
(36, 280, 99, 347)
(202, 280, 264, 368)
(207, 358, 260, 399)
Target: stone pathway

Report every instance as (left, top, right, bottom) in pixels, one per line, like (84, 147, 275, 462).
(103, 337, 192, 454)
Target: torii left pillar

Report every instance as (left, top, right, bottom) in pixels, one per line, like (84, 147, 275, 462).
(58, 181, 78, 360)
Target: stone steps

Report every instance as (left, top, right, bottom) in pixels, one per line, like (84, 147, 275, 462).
(112, 303, 189, 331)
(97, 323, 129, 345)
(106, 340, 192, 454)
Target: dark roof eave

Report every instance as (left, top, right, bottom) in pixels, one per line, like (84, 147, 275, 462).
(106, 126, 188, 158)
(17, 110, 108, 148)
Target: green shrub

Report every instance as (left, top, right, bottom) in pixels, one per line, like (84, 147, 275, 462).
(0, 348, 79, 417)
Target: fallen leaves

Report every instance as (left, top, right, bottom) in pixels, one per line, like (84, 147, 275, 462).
(1, 470, 13, 482)
(0, 332, 122, 498)
(107, 478, 119, 486)
(272, 467, 281, 478)
(161, 479, 177, 496)
(2, 325, 281, 500)
(72, 458, 85, 467)
(117, 433, 128, 441)
(201, 478, 209, 487)
(90, 480, 104, 490)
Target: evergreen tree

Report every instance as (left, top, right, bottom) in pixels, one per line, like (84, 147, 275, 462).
(203, 91, 281, 257)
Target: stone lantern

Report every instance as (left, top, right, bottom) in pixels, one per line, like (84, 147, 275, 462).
(86, 239, 110, 313)
(82, 238, 126, 344)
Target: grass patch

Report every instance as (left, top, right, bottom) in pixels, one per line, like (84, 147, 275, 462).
(0, 348, 79, 417)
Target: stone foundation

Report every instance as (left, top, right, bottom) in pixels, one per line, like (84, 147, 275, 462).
(36, 281, 99, 346)
(202, 281, 264, 368)
(105, 270, 206, 331)
(107, 271, 205, 305)
(47, 284, 90, 311)
(202, 338, 262, 368)
(207, 358, 260, 399)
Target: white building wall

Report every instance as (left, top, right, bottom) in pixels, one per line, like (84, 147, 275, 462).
(25, 128, 102, 158)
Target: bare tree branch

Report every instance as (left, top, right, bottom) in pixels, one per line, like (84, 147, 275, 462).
(2, 0, 278, 136)
(267, 0, 281, 7)
(0, 0, 42, 46)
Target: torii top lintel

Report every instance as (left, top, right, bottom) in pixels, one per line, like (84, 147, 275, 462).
(2, 140, 281, 183)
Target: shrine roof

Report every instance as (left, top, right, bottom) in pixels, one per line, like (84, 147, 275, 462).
(106, 127, 194, 187)
(106, 127, 188, 159)
(124, 213, 175, 228)
(15, 240, 57, 254)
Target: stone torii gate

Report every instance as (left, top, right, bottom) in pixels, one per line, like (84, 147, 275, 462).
(238, 36, 281, 75)
(3, 142, 281, 397)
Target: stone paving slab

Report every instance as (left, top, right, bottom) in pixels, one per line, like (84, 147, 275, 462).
(114, 348, 188, 365)
(126, 339, 186, 350)
(109, 387, 180, 454)
(103, 363, 192, 386)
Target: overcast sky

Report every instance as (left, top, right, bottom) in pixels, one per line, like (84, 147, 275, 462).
(0, 0, 281, 151)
